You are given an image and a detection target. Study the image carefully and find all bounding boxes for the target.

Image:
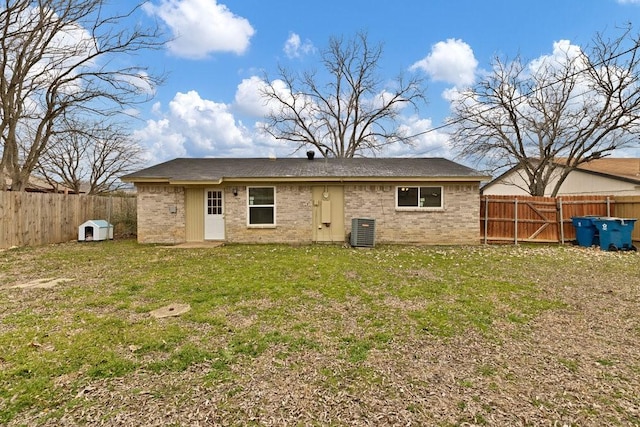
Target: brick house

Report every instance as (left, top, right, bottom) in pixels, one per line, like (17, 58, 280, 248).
(121, 156, 489, 245)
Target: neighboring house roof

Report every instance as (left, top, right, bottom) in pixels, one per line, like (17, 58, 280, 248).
(122, 157, 490, 184)
(482, 157, 640, 195)
(482, 157, 640, 189)
(2, 172, 76, 193)
(555, 158, 640, 183)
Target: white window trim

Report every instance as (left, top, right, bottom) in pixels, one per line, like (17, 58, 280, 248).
(247, 186, 277, 227)
(395, 185, 444, 211)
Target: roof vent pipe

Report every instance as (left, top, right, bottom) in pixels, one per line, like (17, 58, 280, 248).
(306, 150, 315, 160)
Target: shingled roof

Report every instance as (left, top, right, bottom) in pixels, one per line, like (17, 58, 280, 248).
(557, 158, 640, 183)
(483, 157, 640, 192)
(122, 157, 489, 184)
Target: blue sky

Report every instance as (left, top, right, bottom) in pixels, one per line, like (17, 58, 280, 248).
(121, 0, 640, 166)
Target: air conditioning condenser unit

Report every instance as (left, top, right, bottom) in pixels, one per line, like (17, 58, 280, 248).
(351, 218, 375, 247)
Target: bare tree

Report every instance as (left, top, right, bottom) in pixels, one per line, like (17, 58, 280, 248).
(36, 117, 143, 194)
(261, 32, 427, 158)
(0, 0, 164, 191)
(449, 28, 640, 196)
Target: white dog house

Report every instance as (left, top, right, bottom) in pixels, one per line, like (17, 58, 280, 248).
(78, 220, 114, 241)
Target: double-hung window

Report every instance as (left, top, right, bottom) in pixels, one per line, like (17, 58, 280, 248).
(248, 187, 275, 226)
(396, 186, 443, 209)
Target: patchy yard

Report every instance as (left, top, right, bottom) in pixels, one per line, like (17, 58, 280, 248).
(0, 241, 639, 426)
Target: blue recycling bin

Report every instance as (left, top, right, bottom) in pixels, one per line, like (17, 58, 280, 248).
(571, 216, 600, 247)
(590, 217, 637, 251)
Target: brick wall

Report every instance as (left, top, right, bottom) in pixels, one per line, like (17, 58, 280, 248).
(344, 183, 481, 245)
(135, 182, 481, 245)
(136, 185, 185, 244)
(225, 184, 314, 244)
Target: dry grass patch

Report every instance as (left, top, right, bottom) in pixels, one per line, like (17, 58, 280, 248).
(0, 241, 639, 425)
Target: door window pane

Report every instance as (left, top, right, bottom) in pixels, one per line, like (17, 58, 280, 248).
(207, 191, 222, 215)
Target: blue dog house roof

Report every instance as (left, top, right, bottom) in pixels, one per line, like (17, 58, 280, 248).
(83, 220, 112, 228)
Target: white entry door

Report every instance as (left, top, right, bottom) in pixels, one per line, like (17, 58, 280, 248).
(204, 189, 225, 240)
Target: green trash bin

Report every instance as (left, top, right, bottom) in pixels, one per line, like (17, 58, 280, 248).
(591, 217, 637, 251)
(571, 216, 600, 247)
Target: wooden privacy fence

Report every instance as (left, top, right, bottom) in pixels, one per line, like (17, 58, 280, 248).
(481, 195, 640, 244)
(0, 191, 136, 249)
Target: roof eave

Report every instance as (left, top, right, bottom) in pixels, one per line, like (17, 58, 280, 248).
(126, 175, 490, 184)
(169, 179, 224, 185)
(120, 176, 171, 184)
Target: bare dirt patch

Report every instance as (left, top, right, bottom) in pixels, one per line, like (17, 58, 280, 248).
(7, 277, 74, 290)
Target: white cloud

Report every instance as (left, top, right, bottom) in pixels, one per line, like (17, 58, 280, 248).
(121, 71, 156, 96)
(134, 90, 295, 164)
(381, 116, 451, 157)
(528, 39, 583, 75)
(526, 40, 634, 134)
(232, 77, 450, 159)
(133, 87, 451, 165)
(8, 6, 97, 94)
(234, 76, 293, 118)
(410, 38, 478, 87)
(135, 118, 188, 163)
(144, 0, 255, 59)
(234, 76, 271, 117)
(366, 90, 397, 111)
(283, 33, 315, 58)
(135, 90, 251, 163)
(442, 87, 464, 103)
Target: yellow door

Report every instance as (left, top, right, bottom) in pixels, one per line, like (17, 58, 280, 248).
(312, 186, 345, 242)
(185, 188, 204, 242)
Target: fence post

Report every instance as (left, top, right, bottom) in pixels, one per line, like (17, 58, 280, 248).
(484, 196, 489, 245)
(558, 197, 564, 244)
(107, 195, 112, 226)
(606, 196, 611, 217)
(514, 197, 518, 245)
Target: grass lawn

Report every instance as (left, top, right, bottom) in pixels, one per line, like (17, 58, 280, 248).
(1, 240, 639, 426)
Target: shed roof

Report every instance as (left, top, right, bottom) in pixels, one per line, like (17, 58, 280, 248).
(122, 157, 489, 184)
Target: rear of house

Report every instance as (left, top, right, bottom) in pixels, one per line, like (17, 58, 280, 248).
(122, 157, 489, 245)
